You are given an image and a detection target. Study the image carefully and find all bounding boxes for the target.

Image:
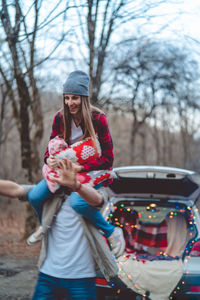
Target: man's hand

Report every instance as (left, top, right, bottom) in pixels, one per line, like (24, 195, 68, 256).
(73, 164, 84, 173)
(49, 158, 78, 189)
(49, 158, 103, 207)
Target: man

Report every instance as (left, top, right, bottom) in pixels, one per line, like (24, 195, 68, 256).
(0, 158, 119, 299)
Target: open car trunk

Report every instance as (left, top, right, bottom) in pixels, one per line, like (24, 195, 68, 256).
(103, 199, 196, 300)
(99, 166, 200, 300)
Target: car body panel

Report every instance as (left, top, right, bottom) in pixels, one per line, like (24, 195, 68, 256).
(109, 165, 200, 203)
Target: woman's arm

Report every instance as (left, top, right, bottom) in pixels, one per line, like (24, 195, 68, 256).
(82, 113, 114, 172)
(44, 112, 64, 164)
(0, 180, 24, 198)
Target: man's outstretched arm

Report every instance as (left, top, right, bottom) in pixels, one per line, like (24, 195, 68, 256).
(0, 180, 24, 198)
(49, 158, 104, 207)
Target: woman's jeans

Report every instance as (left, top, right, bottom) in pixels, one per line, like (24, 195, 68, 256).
(28, 179, 51, 223)
(28, 179, 114, 237)
(32, 272, 97, 300)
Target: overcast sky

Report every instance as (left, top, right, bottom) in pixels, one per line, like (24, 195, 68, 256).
(35, 0, 200, 91)
(171, 0, 200, 41)
(149, 0, 200, 42)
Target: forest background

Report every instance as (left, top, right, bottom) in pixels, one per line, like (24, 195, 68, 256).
(1, 0, 200, 236)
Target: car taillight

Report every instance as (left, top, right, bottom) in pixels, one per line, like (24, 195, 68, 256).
(96, 278, 108, 285)
(190, 286, 200, 292)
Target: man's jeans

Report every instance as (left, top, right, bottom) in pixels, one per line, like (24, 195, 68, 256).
(32, 272, 97, 300)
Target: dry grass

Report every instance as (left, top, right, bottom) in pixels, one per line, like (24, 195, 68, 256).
(0, 198, 40, 258)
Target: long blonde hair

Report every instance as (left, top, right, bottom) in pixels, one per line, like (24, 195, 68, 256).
(63, 96, 102, 145)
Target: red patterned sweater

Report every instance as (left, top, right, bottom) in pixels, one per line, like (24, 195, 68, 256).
(44, 110, 114, 173)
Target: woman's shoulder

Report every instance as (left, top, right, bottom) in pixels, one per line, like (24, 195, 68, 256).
(91, 108, 109, 130)
(91, 106, 106, 119)
(53, 110, 63, 120)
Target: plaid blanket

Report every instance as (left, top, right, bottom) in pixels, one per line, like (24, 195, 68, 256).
(112, 208, 168, 253)
(131, 219, 168, 252)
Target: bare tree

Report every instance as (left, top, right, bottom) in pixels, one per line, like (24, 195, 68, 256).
(0, 0, 71, 180)
(71, 0, 175, 104)
(0, 0, 71, 236)
(108, 39, 200, 165)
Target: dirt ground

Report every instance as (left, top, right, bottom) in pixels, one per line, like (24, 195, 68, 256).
(0, 198, 41, 300)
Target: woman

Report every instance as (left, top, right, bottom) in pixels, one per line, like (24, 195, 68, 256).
(27, 70, 125, 257)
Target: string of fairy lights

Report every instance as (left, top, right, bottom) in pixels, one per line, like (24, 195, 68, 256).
(104, 200, 199, 299)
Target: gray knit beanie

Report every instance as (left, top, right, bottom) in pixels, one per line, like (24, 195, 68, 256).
(63, 70, 90, 96)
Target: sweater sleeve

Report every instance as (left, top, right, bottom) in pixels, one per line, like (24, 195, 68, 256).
(82, 113, 114, 172)
(44, 112, 64, 163)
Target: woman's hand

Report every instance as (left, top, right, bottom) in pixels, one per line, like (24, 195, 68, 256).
(46, 155, 58, 170)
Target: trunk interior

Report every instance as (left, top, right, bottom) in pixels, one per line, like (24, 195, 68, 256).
(106, 198, 197, 259)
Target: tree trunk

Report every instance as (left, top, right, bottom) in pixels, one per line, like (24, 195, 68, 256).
(16, 74, 32, 180)
(130, 121, 138, 164)
(139, 129, 147, 165)
(152, 116, 161, 165)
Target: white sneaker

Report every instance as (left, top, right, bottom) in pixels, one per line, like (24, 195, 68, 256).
(27, 226, 44, 245)
(107, 227, 125, 258)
